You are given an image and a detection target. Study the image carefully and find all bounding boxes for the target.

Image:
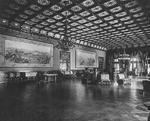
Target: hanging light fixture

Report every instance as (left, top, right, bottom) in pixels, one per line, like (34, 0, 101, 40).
(55, 0, 75, 51)
(118, 48, 130, 60)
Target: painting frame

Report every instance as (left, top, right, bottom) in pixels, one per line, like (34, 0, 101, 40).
(4, 39, 53, 68)
(75, 49, 97, 68)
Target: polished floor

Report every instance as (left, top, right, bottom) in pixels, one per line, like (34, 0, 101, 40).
(0, 80, 149, 121)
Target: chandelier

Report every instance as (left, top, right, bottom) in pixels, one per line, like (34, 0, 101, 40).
(55, 0, 75, 51)
(118, 48, 130, 60)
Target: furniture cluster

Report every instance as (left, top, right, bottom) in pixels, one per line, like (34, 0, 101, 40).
(116, 73, 131, 85)
(75, 68, 133, 86)
(74, 68, 111, 85)
(0, 70, 64, 84)
(98, 74, 111, 85)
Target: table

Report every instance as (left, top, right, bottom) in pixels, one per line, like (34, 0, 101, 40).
(44, 74, 58, 83)
(25, 72, 37, 80)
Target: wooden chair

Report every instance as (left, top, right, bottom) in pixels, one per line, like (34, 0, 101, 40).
(117, 73, 131, 85)
(99, 74, 111, 85)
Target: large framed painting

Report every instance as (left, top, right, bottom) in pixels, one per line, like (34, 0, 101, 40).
(75, 49, 97, 68)
(4, 40, 53, 67)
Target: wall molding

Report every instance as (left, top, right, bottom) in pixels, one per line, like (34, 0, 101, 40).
(0, 26, 57, 45)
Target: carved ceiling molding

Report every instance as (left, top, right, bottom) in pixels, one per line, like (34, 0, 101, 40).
(0, 26, 56, 44)
(0, 0, 150, 50)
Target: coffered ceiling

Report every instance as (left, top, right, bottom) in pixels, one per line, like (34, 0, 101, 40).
(0, 0, 150, 50)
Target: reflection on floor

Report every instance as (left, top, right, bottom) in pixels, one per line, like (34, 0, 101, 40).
(0, 80, 149, 121)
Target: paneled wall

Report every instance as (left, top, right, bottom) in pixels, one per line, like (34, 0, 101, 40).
(0, 34, 106, 72)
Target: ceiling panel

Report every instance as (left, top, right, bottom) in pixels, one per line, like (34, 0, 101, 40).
(0, 0, 150, 50)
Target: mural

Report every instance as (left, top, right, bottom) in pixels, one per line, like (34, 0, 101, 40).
(5, 40, 53, 67)
(76, 49, 97, 68)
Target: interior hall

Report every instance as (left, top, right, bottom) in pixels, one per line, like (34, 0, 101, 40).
(0, 0, 150, 121)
